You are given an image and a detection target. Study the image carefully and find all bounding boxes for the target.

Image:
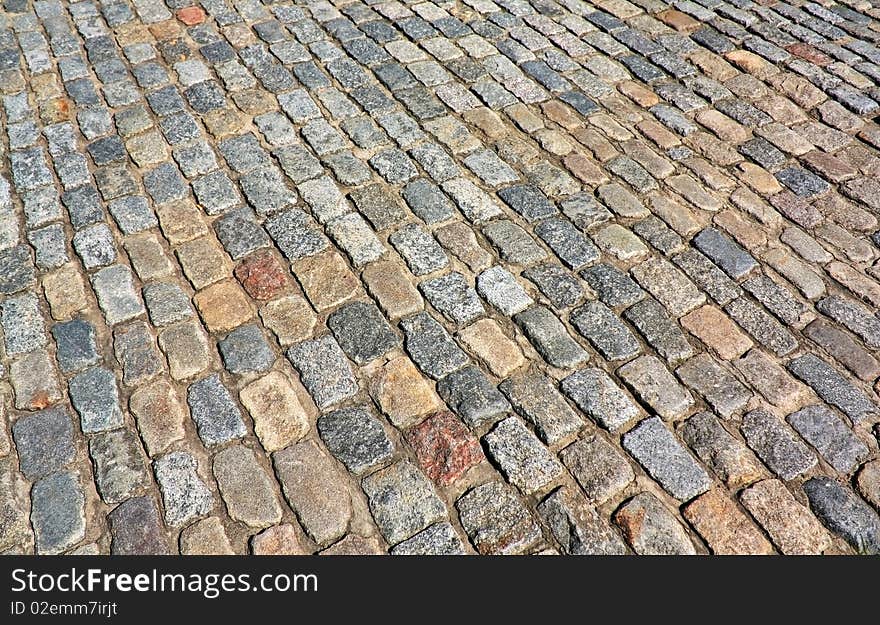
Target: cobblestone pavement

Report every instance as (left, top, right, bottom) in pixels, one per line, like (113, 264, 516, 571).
(2, 0, 880, 556)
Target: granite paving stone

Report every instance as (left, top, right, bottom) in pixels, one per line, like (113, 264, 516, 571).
(484, 416, 565, 494)
(362, 460, 447, 545)
(787, 405, 869, 474)
(500, 372, 583, 445)
(514, 306, 588, 369)
(538, 487, 628, 555)
(788, 354, 879, 422)
(436, 364, 510, 428)
(400, 311, 469, 379)
(614, 492, 696, 555)
(2, 0, 880, 556)
(12, 406, 75, 479)
(186, 374, 247, 446)
(287, 335, 359, 409)
(274, 441, 352, 546)
(561, 368, 640, 432)
(676, 353, 752, 418)
(153, 451, 214, 527)
(31, 472, 85, 554)
(571, 301, 641, 362)
(318, 406, 394, 475)
(89, 429, 149, 505)
(741, 409, 818, 481)
(560, 434, 635, 505)
(622, 416, 711, 501)
(803, 477, 880, 554)
(618, 355, 694, 421)
(456, 482, 542, 555)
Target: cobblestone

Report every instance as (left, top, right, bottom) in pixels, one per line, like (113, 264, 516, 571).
(318, 406, 394, 475)
(614, 492, 695, 555)
(153, 451, 214, 527)
(108, 496, 170, 555)
(741, 409, 817, 481)
(89, 429, 149, 504)
(31, 472, 85, 554)
(677, 353, 752, 418)
(619, 356, 694, 421)
(1, 0, 879, 556)
(400, 311, 468, 380)
(561, 368, 640, 432)
(287, 335, 358, 409)
(788, 354, 878, 422)
(456, 482, 541, 555)
(788, 405, 868, 474)
(538, 487, 627, 555)
(213, 446, 282, 528)
(436, 364, 509, 428)
(803, 477, 880, 554)
(274, 441, 351, 546)
(484, 416, 564, 494)
(186, 374, 247, 447)
(622, 417, 711, 501)
(515, 305, 588, 369)
(12, 406, 75, 479)
(363, 460, 446, 545)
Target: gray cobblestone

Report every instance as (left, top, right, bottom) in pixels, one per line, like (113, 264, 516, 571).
(515, 305, 588, 369)
(788, 405, 868, 474)
(622, 417, 711, 501)
(187, 374, 247, 446)
(400, 311, 469, 380)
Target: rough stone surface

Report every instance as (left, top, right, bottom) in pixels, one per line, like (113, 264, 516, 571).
(391, 523, 467, 555)
(371, 355, 442, 428)
(12, 406, 75, 479)
(484, 416, 565, 494)
(456, 482, 542, 555)
(436, 365, 510, 428)
(362, 460, 447, 545)
(622, 417, 711, 501)
(538, 487, 628, 555)
(2, 0, 880, 556)
(404, 411, 484, 486)
(89, 429, 149, 505)
(288, 336, 359, 410)
(741, 409, 817, 481)
(69, 367, 124, 433)
(318, 406, 394, 475)
(787, 406, 868, 474)
(561, 434, 635, 505)
(213, 446, 282, 528)
(274, 441, 352, 546)
(153, 451, 214, 527)
(108, 496, 171, 555)
(187, 374, 247, 447)
(614, 493, 696, 555)
(741, 479, 832, 555)
(618, 356, 694, 421)
(682, 412, 767, 489)
(682, 489, 774, 555)
(676, 353, 752, 418)
(500, 372, 583, 445)
(561, 368, 640, 431)
(240, 372, 310, 453)
(328, 301, 398, 364)
(32, 472, 85, 554)
(803, 477, 880, 554)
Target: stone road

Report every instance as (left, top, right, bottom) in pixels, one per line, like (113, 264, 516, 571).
(1, 0, 880, 556)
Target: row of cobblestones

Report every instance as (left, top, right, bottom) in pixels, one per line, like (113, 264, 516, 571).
(1, 0, 880, 555)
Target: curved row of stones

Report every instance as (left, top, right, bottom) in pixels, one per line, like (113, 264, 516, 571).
(1, 0, 880, 555)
